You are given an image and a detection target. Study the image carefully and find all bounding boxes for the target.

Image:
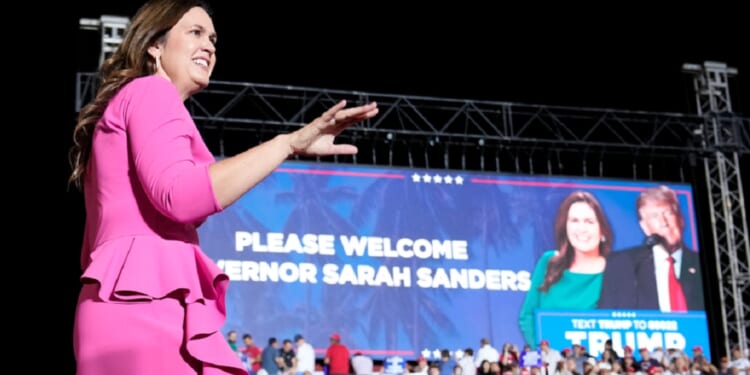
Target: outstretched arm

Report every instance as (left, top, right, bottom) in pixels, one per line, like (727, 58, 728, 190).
(209, 100, 378, 209)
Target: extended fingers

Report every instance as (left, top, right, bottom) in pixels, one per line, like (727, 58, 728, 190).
(332, 102, 378, 123)
(328, 143, 358, 155)
(322, 100, 348, 122)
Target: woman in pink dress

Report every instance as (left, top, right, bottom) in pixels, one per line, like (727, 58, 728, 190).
(68, 1, 378, 374)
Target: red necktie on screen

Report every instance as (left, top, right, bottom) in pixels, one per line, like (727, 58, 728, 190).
(667, 256, 688, 312)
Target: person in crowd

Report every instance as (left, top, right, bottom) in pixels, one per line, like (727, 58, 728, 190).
(564, 357, 581, 375)
(475, 338, 501, 368)
(456, 348, 477, 375)
(539, 340, 563, 375)
(489, 362, 502, 375)
(352, 352, 374, 375)
(620, 346, 634, 368)
(598, 350, 614, 371)
(552, 360, 567, 375)
(598, 185, 704, 311)
(518, 191, 614, 345)
(691, 355, 717, 375)
(242, 334, 262, 375)
(440, 349, 459, 375)
(582, 360, 597, 375)
(294, 334, 316, 375)
(601, 341, 619, 367)
(637, 348, 661, 372)
(651, 347, 665, 364)
(69, 0, 378, 373)
(621, 357, 637, 375)
(570, 344, 589, 375)
(459, 348, 477, 375)
(500, 343, 519, 370)
(669, 355, 691, 375)
(718, 357, 734, 375)
(729, 346, 749, 375)
(610, 361, 623, 375)
(262, 337, 284, 375)
(325, 333, 351, 375)
(664, 348, 682, 365)
(280, 339, 297, 374)
(412, 357, 430, 375)
(477, 360, 492, 375)
(226, 330, 240, 352)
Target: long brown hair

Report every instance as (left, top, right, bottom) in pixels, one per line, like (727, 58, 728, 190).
(538, 191, 613, 292)
(68, 0, 212, 189)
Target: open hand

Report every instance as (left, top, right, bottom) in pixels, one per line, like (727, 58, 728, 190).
(288, 100, 378, 156)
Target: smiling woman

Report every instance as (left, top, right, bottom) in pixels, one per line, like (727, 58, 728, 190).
(68, 0, 378, 374)
(516, 190, 614, 347)
(148, 6, 216, 100)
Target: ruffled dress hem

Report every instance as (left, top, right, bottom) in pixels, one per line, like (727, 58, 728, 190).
(81, 236, 247, 375)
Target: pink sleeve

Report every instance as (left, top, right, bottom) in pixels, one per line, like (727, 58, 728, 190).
(124, 77, 221, 223)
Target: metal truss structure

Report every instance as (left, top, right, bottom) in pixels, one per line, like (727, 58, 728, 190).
(683, 61, 749, 356)
(79, 15, 130, 67)
(76, 61, 750, 355)
(76, 72, 749, 161)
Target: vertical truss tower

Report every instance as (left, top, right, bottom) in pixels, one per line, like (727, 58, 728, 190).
(683, 61, 749, 355)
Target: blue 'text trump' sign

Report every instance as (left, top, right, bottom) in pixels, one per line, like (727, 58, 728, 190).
(384, 356, 405, 374)
(535, 310, 710, 360)
(520, 350, 543, 368)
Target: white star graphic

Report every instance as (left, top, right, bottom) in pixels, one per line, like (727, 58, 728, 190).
(455, 176, 464, 185)
(444, 175, 454, 184)
(423, 173, 432, 183)
(433, 174, 443, 184)
(421, 348, 432, 359)
(432, 349, 441, 359)
(411, 173, 421, 182)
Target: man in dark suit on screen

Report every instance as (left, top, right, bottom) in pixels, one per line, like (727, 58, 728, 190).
(598, 185, 704, 312)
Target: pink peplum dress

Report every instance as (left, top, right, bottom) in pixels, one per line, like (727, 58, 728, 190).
(73, 75, 247, 375)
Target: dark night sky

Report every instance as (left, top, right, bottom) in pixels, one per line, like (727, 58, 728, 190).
(47, 2, 748, 373)
(73, 2, 749, 115)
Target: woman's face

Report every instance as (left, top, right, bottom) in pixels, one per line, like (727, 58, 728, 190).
(150, 6, 217, 99)
(482, 362, 491, 371)
(566, 201, 602, 254)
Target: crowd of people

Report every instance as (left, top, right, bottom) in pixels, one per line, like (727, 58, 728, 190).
(225, 334, 749, 375)
(227, 331, 351, 375)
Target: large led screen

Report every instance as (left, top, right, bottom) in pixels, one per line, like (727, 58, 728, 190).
(198, 161, 709, 360)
